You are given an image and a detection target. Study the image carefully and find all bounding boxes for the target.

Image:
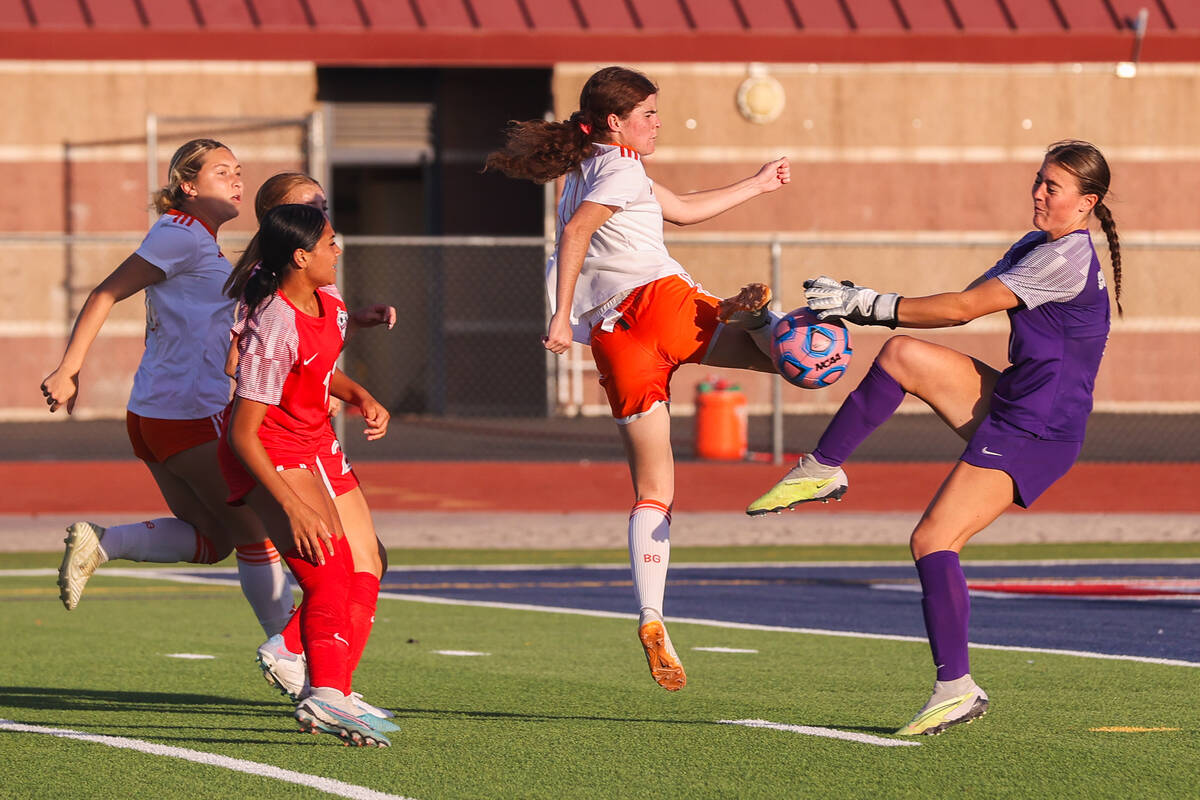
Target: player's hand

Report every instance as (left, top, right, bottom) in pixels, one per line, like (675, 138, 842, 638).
(542, 312, 573, 355)
(40, 369, 79, 414)
(351, 304, 396, 330)
(359, 396, 390, 441)
(754, 157, 790, 193)
(287, 503, 334, 565)
(804, 275, 900, 328)
(327, 396, 343, 418)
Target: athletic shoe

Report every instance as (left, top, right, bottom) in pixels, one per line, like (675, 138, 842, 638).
(57, 522, 108, 610)
(895, 683, 989, 736)
(349, 691, 396, 719)
(295, 695, 391, 747)
(256, 635, 308, 701)
(638, 619, 687, 692)
(717, 282, 772, 329)
(746, 460, 848, 515)
(347, 693, 401, 733)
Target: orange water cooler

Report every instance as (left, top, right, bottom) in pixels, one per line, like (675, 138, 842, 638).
(694, 378, 747, 460)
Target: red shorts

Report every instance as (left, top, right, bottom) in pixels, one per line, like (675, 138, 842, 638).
(218, 406, 358, 504)
(589, 275, 720, 422)
(126, 410, 222, 463)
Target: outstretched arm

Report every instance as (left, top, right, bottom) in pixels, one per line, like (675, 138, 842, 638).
(655, 158, 789, 226)
(804, 275, 1018, 329)
(41, 254, 165, 414)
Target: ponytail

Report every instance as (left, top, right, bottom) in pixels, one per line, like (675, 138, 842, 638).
(242, 204, 327, 313)
(483, 114, 596, 184)
(1094, 201, 1123, 317)
(225, 172, 324, 299)
(485, 66, 657, 184)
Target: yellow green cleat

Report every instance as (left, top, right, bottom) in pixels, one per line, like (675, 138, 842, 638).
(896, 684, 989, 736)
(746, 462, 848, 515)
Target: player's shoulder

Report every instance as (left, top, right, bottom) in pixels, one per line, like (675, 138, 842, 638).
(144, 210, 211, 250)
(318, 284, 345, 305)
(249, 293, 295, 330)
(589, 143, 645, 172)
(1024, 229, 1092, 263)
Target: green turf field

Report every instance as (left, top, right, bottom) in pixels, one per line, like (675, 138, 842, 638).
(1, 546, 1197, 799)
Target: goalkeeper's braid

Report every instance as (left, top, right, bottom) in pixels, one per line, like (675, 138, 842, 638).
(1094, 202, 1122, 317)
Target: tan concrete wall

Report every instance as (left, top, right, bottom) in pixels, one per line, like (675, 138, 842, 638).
(1, 61, 314, 419)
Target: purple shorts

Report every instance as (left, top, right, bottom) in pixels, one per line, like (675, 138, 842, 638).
(960, 414, 1082, 509)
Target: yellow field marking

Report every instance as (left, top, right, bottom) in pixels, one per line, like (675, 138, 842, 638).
(1089, 727, 1182, 732)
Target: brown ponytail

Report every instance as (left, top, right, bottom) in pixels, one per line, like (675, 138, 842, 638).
(484, 66, 658, 183)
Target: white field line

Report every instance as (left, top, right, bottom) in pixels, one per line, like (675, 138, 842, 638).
(0, 720, 416, 800)
(719, 719, 920, 748)
(5, 565, 1198, 667)
(6, 556, 1199, 579)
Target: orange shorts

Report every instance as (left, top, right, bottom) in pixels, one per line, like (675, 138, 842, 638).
(590, 275, 720, 422)
(126, 410, 222, 464)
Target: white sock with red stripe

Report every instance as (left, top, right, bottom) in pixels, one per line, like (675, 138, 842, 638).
(97, 518, 207, 563)
(235, 541, 295, 637)
(629, 500, 671, 619)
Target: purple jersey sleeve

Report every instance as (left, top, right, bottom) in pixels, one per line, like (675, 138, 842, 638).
(987, 231, 1092, 309)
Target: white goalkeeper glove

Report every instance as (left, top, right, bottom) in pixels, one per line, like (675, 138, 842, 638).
(803, 275, 901, 328)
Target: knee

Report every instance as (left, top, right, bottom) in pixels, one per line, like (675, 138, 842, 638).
(875, 335, 918, 374)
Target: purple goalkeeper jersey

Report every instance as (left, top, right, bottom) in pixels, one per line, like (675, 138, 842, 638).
(983, 229, 1110, 442)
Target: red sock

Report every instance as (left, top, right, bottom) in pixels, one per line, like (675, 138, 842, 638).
(280, 602, 303, 654)
(346, 572, 380, 684)
(282, 541, 353, 693)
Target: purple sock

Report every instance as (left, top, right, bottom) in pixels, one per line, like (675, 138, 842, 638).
(915, 550, 971, 681)
(811, 361, 905, 466)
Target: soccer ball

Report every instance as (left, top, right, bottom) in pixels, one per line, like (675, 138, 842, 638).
(772, 307, 853, 389)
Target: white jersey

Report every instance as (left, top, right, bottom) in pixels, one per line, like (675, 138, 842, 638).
(547, 143, 687, 343)
(127, 210, 236, 419)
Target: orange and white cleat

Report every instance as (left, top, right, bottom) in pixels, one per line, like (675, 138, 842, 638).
(717, 282, 773, 330)
(638, 618, 687, 692)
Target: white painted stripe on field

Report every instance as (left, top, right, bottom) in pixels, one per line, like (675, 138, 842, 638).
(433, 650, 490, 657)
(693, 647, 758, 653)
(5, 565, 1196, 668)
(719, 719, 919, 748)
(373, 592, 1200, 669)
(164, 653, 214, 660)
(0, 719, 415, 800)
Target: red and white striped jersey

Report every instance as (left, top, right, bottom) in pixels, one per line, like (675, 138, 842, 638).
(234, 286, 348, 451)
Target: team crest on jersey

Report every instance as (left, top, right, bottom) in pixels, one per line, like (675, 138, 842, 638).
(337, 308, 349, 339)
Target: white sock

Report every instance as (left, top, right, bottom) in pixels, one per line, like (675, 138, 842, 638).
(748, 310, 782, 357)
(629, 500, 671, 619)
(309, 686, 346, 703)
(99, 518, 200, 563)
(931, 674, 977, 703)
(236, 541, 295, 637)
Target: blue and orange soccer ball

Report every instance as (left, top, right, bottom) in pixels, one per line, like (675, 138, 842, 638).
(772, 307, 853, 389)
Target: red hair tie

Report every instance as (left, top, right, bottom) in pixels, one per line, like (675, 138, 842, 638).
(579, 122, 592, 135)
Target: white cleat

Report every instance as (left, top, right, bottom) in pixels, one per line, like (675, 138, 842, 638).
(58, 522, 108, 610)
(256, 634, 309, 701)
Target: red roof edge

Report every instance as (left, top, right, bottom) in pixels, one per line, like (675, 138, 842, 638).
(2, 30, 1193, 64)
